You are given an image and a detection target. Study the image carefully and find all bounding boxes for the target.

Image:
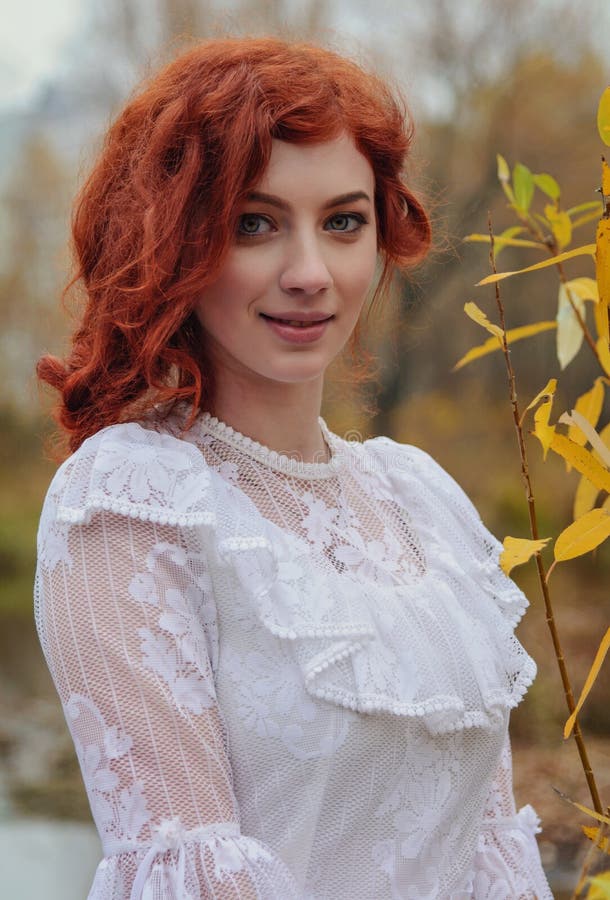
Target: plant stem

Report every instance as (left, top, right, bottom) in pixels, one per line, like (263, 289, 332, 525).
(487, 216, 604, 815)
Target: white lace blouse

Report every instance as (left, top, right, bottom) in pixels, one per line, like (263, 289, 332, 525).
(35, 407, 552, 899)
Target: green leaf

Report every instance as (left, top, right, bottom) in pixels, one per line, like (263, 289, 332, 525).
(598, 87, 610, 147)
(533, 173, 561, 202)
(513, 163, 535, 212)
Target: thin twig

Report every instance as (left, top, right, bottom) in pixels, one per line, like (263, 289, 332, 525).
(487, 214, 603, 815)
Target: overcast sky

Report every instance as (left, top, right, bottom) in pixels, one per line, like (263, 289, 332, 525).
(0, 0, 82, 108)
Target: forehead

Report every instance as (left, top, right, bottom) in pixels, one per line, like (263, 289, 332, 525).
(254, 133, 375, 199)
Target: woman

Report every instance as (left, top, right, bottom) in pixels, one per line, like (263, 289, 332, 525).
(35, 37, 552, 899)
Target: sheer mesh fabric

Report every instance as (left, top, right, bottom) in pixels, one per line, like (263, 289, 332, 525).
(34, 408, 552, 898)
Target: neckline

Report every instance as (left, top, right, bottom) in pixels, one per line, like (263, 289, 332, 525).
(194, 411, 344, 480)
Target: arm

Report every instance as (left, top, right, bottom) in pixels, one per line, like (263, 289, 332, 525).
(36, 506, 300, 900)
(471, 734, 552, 900)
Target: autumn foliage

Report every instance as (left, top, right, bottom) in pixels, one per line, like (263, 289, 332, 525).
(460, 87, 610, 897)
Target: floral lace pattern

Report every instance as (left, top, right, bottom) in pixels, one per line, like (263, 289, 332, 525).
(66, 694, 151, 847)
(34, 409, 553, 899)
(222, 644, 352, 760)
(130, 542, 218, 713)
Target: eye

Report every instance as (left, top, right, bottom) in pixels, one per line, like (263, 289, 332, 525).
(325, 213, 367, 233)
(237, 214, 274, 236)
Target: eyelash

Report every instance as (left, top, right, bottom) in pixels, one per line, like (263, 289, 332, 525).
(236, 212, 368, 237)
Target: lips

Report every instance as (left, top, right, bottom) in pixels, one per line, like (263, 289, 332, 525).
(260, 312, 334, 344)
(260, 312, 334, 327)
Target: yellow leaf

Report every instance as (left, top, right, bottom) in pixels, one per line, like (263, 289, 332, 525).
(554, 508, 610, 562)
(557, 282, 586, 368)
(554, 788, 610, 826)
(568, 200, 604, 218)
(567, 277, 599, 303)
(574, 474, 600, 520)
(532, 383, 557, 459)
(526, 378, 557, 458)
(545, 205, 572, 250)
(587, 871, 610, 900)
(500, 536, 550, 576)
(603, 157, 610, 198)
(568, 380, 605, 446)
(599, 88, 610, 147)
(497, 153, 515, 203)
(550, 433, 610, 493)
(597, 337, 610, 375)
(582, 826, 610, 854)
(560, 409, 610, 468)
(525, 378, 557, 412)
(463, 302, 503, 338)
(599, 422, 610, 462)
(565, 627, 610, 738)
(477, 244, 596, 286)
(453, 322, 556, 371)
(596, 215, 610, 345)
(573, 207, 607, 230)
(596, 323, 610, 360)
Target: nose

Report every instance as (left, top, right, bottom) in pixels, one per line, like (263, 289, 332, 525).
(279, 232, 333, 295)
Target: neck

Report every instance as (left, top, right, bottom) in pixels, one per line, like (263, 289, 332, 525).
(208, 376, 329, 464)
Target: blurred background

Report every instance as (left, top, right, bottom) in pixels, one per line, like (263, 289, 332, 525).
(1, 0, 609, 896)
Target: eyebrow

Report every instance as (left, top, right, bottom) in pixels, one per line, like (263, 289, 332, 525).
(245, 190, 372, 211)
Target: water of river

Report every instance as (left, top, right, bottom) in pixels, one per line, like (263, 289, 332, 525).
(0, 818, 100, 900)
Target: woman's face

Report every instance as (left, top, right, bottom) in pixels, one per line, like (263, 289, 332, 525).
(195, 133, 378, 396)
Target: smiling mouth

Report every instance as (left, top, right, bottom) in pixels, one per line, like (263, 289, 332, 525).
(260, 313, 334, 328)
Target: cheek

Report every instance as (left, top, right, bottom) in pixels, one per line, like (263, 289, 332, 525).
(344, 243, 378, 301)
(196, 261, 257, 328)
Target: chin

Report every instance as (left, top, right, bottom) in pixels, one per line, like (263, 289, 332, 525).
(260, 364, 327, 385)
(259, 357, 331, 384)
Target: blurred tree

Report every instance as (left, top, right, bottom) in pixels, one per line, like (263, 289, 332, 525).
(0, 133, 70, 406)
(373, 42, 607, 437)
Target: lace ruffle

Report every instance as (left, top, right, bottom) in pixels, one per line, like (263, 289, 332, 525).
(50, 421, 536, 735)
(54, 423, 216, 527)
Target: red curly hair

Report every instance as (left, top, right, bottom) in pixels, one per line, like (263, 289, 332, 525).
(37, 37, 431, 453)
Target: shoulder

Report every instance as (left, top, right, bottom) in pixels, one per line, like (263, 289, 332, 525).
(43, 418, 214, 528)
(362, 434, 471, 496)
(355, 433, 489, 533)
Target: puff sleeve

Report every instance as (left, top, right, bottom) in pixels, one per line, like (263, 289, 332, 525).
(34, 426, 300, 899)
